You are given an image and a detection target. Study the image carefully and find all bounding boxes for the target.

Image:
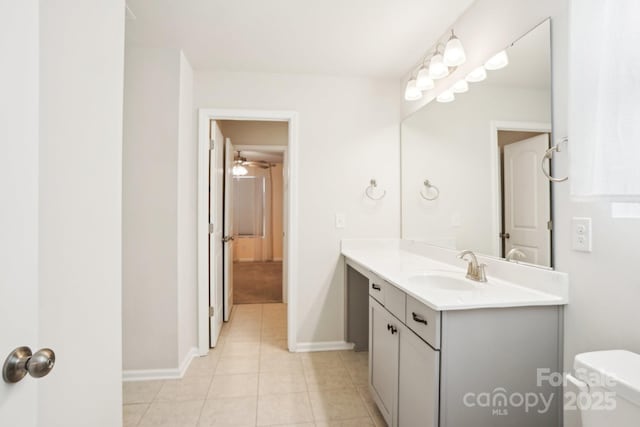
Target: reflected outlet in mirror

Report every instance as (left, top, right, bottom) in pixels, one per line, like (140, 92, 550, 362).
(400, 19, 553, 268)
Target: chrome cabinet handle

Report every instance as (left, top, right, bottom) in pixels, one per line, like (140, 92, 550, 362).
(412, 312, 428, 325)
(3, 347, 55, 384)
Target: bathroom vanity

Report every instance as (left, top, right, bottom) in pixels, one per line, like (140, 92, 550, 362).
(343, 239, 568, 427)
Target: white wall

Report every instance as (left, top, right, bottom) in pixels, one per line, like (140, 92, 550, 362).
(195, 71, 401, 345)
(177, 52, 198, 368)
(400, 1, 640, 426)
(402, 84, 550, 255)
(123, 47, 197, 372)
(38, 0, 125, 425)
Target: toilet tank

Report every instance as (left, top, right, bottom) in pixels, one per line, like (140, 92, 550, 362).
(570, 350, 640, 427)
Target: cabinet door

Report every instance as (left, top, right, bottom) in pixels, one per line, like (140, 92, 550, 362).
(398, 323, 439, 427)
(369, 297, 399, 426)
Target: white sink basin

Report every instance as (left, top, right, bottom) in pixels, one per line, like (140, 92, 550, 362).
(407, 273, 480, 291)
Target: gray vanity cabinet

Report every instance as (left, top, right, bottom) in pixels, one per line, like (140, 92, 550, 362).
(397, 321, 439, 427)
(369, 297, 399, 426)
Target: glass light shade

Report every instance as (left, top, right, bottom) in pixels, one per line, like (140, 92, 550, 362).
(465, 66, 487, 83)
(404, 79, 422, 101)
(484, 50, 509, 70)
(429, 54, 449, 79)
(452, 79, 469, 93)
(436, 89, 455, 103)
(416, 66, 434, 91)
(443, 36, 466, 67)
(232, 161, 248, 176)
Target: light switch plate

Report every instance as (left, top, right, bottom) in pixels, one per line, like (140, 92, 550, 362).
(572, 217, 592, 252)
(335, 213, 346, 229)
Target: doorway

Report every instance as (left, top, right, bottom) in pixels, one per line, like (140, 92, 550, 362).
(226, 144, 286, 304)
(494, 127, 552, 267)
(197, 110, 299, 356)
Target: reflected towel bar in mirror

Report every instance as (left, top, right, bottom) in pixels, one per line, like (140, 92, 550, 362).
(420, 180, 440, 201)
(542, 137, 568, 182)
(365, 179, 386, 200)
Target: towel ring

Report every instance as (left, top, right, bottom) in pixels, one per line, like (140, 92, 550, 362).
(541, 137, 568, 182)
(365, 179, 386, 201)
(420, 180, 440, 201)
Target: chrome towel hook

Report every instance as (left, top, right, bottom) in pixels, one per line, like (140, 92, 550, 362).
(365, 179, 386, 200)
(420, 180, 440, 201)
(541, 137, 568, 182)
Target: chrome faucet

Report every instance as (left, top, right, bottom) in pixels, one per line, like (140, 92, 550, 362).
(505, 248, 526, 262)
(457, 250, 487, 282)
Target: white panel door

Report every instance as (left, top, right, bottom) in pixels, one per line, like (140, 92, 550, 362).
(504, 134, 551, 266)
(0, 1, 39, 424)
(209, 121, 225, 346)
(223, 138, 235, 321)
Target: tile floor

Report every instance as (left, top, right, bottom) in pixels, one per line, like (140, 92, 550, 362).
(123, 303, 387, 426)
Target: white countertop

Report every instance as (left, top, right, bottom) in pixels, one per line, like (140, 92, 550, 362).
(342, 239, 568, 311)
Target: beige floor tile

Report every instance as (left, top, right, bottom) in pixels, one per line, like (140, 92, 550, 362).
(357, 387, 387, 427)
(316, 419, 375, 426)
(304, 367, 354, 391)
(344, 361, 369, 387)
(225, 330, 262, 343)
(260, 353, 304, 374)
(123, 380, 164, 404)
(257, 392, 314, 426)
(138, 400, 204, 427)
(221, 341, 261, 358)
(337, 351, 368, 365)
(185, 354, 220, 378)
(258, 372, 307, 395)
(261, 327, 287, 340)
(301, 352, 345, 370)
(208, 374, 259, 399)
(260, 339, 290, 355)
(309, 388, 369, 422)
(155, 376, 212, 402)
(123, 403, 149, 427)
(198, 396, 257, 427)
(216, 355, 260, 375)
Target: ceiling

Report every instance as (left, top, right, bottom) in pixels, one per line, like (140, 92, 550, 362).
(125, 0, 474, 78)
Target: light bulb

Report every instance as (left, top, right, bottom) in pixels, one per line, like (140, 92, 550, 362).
(429, 53, 449, 80)
(404, 79, 422, 101)
(465, 66, 487, 83)
(416, 66, 434, 91)
(452, 79, 469, 93)
(436, 90, 455, 103)
(484, 50, 509, 70)
(443, 33, 466, 67)
(232, 161, 248, 176)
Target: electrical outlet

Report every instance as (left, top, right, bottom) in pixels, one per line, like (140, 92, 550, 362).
(572, 217, 592, 252)
(335, 213, 346, 229)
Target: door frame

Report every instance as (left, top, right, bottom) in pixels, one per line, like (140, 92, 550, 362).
(197, 109, 299, 355)
(489, 121, 551, 257)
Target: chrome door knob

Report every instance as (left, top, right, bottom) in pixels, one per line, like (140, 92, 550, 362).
(3, 346, 56, 383)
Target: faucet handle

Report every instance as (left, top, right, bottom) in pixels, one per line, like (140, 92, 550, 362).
(476, 264, 488, 282)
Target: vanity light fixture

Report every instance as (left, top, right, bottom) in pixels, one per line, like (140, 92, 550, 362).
(451, 79, 469, 93)
(465, 66, 487, 83)
(416, 64, 435, 91)
(404, 77, 422, 101)
(436, 89, 455, 103)
(443, 30, 466, 67)
(429, 51, 449, 80)
(484, 50, 509, 70)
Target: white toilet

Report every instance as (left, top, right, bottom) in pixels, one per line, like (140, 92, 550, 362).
(568, 350, 640, 426)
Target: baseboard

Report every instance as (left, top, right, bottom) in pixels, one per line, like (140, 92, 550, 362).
(272, 257, 283, 261)
(122, 346, 199, 382)
(295, 341, 355, 352)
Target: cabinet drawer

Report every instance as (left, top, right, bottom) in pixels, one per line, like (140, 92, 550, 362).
(385, 283, 406, 321)
(405, 296, 440, 349)
(368, 274, 386, 305)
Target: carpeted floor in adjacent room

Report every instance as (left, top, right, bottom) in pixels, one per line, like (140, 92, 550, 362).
(233, 261, 283, 304)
